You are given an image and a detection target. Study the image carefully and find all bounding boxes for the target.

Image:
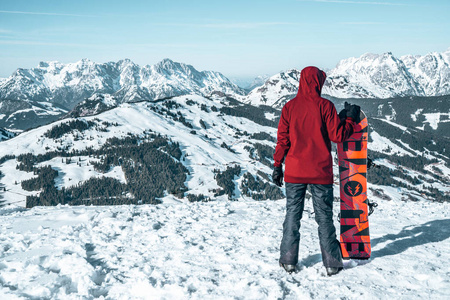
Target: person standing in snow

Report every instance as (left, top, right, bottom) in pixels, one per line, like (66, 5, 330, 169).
(272, 66, 360, 276)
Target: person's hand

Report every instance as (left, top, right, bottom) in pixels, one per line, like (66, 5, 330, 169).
(344, 102, 361, 121)
(272, 166, 283, 187)
(338, 108, 347, 120)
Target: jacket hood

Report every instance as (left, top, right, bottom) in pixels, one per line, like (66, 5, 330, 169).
(296, 66, 327, 97)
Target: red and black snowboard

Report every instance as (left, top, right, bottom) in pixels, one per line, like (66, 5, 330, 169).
(338, 110, 371, 259)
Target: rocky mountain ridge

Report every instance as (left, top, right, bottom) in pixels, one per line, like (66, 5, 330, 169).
(244, 49, 450, 107)
(0, 58, 246, 109)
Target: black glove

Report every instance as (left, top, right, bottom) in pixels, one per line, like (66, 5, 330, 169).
(272, 166, 283, 187)
(338, 109, 347, 121)
(344, 102, 361, 121)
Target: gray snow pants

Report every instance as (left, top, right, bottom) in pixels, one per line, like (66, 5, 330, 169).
(279, 182, 343, 268)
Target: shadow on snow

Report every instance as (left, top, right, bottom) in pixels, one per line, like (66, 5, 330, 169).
(371, 218, 450, 259)
(298, 218, 450, 268)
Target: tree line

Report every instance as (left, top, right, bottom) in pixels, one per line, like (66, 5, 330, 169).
(22, 131, 188, 208)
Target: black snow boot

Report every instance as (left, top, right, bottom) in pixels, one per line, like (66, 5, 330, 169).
(280, 263, 296, 274)
(326, 267, 343, 276)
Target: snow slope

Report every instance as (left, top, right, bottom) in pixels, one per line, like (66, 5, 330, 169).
(0, 94, 278, 207)
(0, 99, 68, 131)
(0, 93, 448, 206)
(0, 198, 448, 299)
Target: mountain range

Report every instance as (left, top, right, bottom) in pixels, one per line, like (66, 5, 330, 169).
(1, 49, 449, 116)
(244, 49, 450, 107)
(0, 58, 246, 110)
(1, 49, 450, 131)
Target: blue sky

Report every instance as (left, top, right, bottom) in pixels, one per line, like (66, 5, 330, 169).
(0, 0, 449, 79)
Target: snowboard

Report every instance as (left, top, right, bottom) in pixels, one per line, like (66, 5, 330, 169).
(337, 110, 371, 259)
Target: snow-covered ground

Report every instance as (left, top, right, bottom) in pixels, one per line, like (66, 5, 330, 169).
(0, 197, 448, 299)
(36, 156, 127, 191)
(368, 131, 413, 156)
(423, 112, 450, 130)
(0, 157, 127, 207)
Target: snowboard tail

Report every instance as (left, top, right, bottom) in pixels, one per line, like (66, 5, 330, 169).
(338, 111, 371, 259)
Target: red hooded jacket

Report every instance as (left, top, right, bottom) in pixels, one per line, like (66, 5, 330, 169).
(273, 66, 355, 184)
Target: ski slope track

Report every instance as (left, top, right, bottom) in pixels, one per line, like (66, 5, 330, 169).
(0, 199, 448, 299)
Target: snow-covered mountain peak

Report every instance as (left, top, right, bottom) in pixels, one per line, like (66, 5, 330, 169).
(155, 57, 177, 68)
(331, 52, 401, 76)
(0, 58, 245, 108)
(37, 61, 64, 70)
(76, 58, 97, 67)
(239, 69, 300, 107)
(241, 49, 450, 107)
(322, 49, 450, 99)
(153, 58, 173, 71)
(116, 58, 137, 69)
(152, 58, 193, 77)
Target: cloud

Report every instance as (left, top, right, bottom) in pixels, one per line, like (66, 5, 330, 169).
(300, 0, 407, 5)
(152, 22, 300, 29)
(0, 10, 96, 17)
(0, 40, 231, 49)
(0, 29, 13, 34)
(202, 22, 299, 29)
(339, 22, 385, 25)
(0, 40, 101, 47)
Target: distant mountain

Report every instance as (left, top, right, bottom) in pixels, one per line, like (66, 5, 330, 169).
(323, 50, 450, 98)
(400, 51, 450, 96)
(0, 99, 67, 130)
(0, 58, 246, 109)
(244, 49, 450, 107)
(2, 49, 450, 130)
(247, 75, 270, 91)
(229, 77, 253, 90)
(67, 93, 119, 118)
(229, 75, 270, 91)
(239, 69, 300, 107)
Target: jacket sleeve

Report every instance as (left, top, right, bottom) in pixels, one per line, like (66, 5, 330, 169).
(324, 102, 354, 143)
(273, 105, 290, 167)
